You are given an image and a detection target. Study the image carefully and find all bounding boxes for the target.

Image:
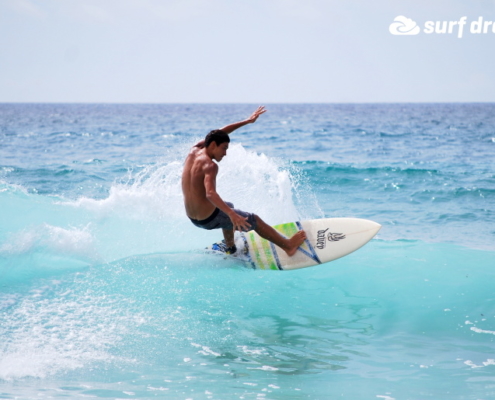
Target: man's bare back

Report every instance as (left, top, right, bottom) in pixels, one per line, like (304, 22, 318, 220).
(181, 106, 307, 257)
(182, 143, 217, 221)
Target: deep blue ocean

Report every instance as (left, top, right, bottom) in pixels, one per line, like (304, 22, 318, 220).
(0, 103, 494, 399)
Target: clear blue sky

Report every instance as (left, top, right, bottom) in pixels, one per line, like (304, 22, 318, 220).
(1, 0, 494, 103)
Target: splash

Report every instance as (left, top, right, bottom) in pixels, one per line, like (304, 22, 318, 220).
(1, 224, 96, 260)
(1, 143, 321, 275)
(68, 143, 321, 224)
(0, 283, 141, 380)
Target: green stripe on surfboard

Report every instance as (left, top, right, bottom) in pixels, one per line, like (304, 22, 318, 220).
(247, 222, 300, 270)
(260, 236, 278, 270)
(248, 231, 278, 270)
(273, 221, 316, 261)
(248, 231, 266, 269)
(273, 222, 299, 238)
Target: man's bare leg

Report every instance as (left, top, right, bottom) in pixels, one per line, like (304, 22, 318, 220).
(222, 228, 235, 248)
(254, 215, 306, 257)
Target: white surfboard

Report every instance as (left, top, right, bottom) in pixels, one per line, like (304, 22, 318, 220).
(207, 218, 381, 270)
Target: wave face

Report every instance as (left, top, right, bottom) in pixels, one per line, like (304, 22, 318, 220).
(0, 103, 494, 399)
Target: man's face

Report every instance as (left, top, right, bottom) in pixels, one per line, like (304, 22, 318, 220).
(214, 142, 229, 162)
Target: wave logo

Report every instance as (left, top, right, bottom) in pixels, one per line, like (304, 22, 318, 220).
(389, 15, 421, 35)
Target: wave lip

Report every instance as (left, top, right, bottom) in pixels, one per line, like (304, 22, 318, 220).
(0, 224, 98, 284)
(1, 224, 95, 257)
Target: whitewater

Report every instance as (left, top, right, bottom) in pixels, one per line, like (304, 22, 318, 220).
(0, 103, 494, 399)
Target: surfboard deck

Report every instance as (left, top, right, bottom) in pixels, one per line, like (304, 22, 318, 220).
(206, 217, 381, 270)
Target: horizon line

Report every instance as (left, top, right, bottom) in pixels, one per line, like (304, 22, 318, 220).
(1, 101, 494, 105)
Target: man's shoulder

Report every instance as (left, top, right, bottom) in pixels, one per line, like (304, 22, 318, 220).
(188, 149, 216, 171)
(187, 146, 205, 162)
(203, 158, 218, 173)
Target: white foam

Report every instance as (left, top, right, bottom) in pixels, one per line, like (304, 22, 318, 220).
(218, 145, 300, 224)
(48, 143, 323, 260)
(68, 161, 184, 221)
(0, 294, 19, 310)
(218, 144, 322, 223)
(377, 395, 396, 400)
(0, 180, 29, 195)
(0, 287, 139, 380)
(248, 365, 279, 371)
(0, 224, 99, 262)
(464, 359, 495, 369)
(68, 143, 320, 224)
(191, 342, 221, 357)
(470, 327, 495, 335)
(237, 345, 267, 355)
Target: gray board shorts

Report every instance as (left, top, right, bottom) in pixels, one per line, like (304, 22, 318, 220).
(189, 202, 258, 232)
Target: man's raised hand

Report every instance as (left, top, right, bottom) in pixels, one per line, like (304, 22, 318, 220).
(247, 106, 267, 124)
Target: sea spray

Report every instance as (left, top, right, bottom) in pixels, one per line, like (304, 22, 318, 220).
(1, 143, 317, 275)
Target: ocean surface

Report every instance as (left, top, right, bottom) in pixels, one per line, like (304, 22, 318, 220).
(0, 103, 494, 399)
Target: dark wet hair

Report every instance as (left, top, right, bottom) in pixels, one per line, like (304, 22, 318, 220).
(205, 129, 230, 147)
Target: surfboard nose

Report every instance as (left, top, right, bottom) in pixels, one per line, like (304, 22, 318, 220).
(368, 220, 382, 235)
(359, 219, 381, 239)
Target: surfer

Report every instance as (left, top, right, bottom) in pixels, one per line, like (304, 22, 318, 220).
(182, 106, 307, 256)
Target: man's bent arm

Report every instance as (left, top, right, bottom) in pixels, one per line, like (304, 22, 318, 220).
(203, 164, 251, 231)
(220, 106, 266, 134)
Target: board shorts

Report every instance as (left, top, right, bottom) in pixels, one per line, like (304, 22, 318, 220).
(189, 202, 257, 232)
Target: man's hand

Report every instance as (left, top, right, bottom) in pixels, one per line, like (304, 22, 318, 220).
(229, 211, 252, 232)
(220, 106, 267, 134)
(246, 106, 266, 124)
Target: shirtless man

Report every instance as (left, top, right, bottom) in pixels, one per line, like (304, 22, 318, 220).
(182, 106, 306, 255)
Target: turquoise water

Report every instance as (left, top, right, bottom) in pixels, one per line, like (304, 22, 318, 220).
(1, 104, 494, 399)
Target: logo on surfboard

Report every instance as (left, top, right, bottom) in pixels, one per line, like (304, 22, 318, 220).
(328, 232, 346, 242)
(316, 228, 346, 249)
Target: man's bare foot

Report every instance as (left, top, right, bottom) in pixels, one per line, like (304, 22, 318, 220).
(284, 230, 307, 257)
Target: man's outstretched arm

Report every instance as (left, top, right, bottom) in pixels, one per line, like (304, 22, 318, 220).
(220, 106, 266, 134)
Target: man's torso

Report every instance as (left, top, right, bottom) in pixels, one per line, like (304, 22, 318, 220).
(181, 146, 217, 220)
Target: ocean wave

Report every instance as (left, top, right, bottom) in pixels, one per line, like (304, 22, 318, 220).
(297, 161, 495, 193)
(65, 144, 321, 224)
(2, 102, 494, 398)
(293, 161, 495, 250)
(0, 165, 112, 198)
(0, 284, 141, 380)
(378, 131, 413, 138)
(0, 224, 97, 285)
(1, 239, 493, 383)
(0, 224, 96, 258)
(296, 161, 441, 175)
(0, 144, 324, 278)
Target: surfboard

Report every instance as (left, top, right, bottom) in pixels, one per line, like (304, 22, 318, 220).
(207, 218, 381, 270)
